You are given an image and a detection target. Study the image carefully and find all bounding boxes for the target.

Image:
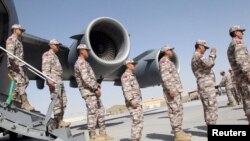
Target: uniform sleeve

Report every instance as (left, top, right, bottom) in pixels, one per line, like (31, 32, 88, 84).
(160, 62, 175, 93)
(42, 53, 52, 79)
(199, 53, 215, 69)
(235, 45, 250, 77)
(79, 64, 98, 91)
(6, 39, 15, 64)
(121, 75, 133, 101)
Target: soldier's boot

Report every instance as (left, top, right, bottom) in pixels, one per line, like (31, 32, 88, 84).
(174, 131, 191, 141)
(58, 120, 71, 128)
(54, 116, 70, 128)
(99, 129, 114, 140)
(21, 95, 34, 111)
(228, 102, 236, 107)
(247, 116, 250, 125)
(180, 130, 192, 138)
(89, 131, 105, 141)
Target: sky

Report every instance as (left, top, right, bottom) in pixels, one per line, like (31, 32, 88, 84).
(13, 0, 250, 118)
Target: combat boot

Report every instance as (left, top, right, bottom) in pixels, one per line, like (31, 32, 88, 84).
(54, 116, 70, 128)
(174, 131, 191, 141)
(228, 102, 236, 107)
(180, 130, 192, 138)
(99, 129, 114, 140)
(58, 120, 71, 128)
(89, 131, 105, 141)
(21, 95, 34, 111)
(247, 116, 250, 125)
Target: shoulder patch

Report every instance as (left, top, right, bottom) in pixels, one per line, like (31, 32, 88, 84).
(160, 60, 165, 64)
(122, 74, 128, 80)
(80, 61, 85, 66)
(43, 52, 49, 56)
(6, 37, 14, 44)
(160, 58, 166, 64)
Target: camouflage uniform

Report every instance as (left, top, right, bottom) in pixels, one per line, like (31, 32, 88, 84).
(6, 34, 33, 110)
(191, 51, 218, 125)
(228, 37, 250, 123)
(6, 35, 27, 95)
(74, 57, 106, 136)
(159, 56, 183, 133)
(219, 73, 236, 105)
(121, 70, 143, 141)
(42, 50, 67, 122)
(230, 72, 242, 104)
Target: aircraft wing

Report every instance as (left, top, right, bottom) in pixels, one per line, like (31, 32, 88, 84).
(4, 19, 179, 89)
(0, 0, 179, 90)
(22, 33, 71, 80)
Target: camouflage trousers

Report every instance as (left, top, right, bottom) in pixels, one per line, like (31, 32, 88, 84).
(127, 104, 143, 140)
(233, 84, 242, 104)
(10, 66, 29, 98)
(237, 82, 250, 124)
(82, 91, 106, 133)
(198, 84, 218, 125)
(50, 85, 67, 117)
(225, 87, 236, 104)
(164, 91, 183, 133)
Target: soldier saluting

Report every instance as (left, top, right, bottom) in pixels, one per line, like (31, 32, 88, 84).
(191, 40, 218, 125)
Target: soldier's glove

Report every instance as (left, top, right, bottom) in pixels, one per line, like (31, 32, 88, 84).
(95, 89, 101, 97)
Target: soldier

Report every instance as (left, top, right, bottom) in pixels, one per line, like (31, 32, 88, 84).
(191, 40, 218, 125)
(74, 44, 113, 141)
(227, 25, 250, 124)
(42, 39, 70, 128)
(159, 45, 191, 141)
(229, 69, 242, 105)
(121, 59, 143, 141)
(6, 24, 34, 111)
(219, 71, 236, 106)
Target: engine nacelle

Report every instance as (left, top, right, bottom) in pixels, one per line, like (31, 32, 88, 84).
(68, 17, 130, 84)
(134, 49, 179, 88)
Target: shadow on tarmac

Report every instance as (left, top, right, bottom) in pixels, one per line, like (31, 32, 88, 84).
(158, 116, 170, 119)
(146, 133, 174, 141)
(195, 125, 207, 131)
(71, 121, 124, 130)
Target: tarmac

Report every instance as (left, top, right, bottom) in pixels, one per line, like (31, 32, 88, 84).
(0, 95, 247, 141)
